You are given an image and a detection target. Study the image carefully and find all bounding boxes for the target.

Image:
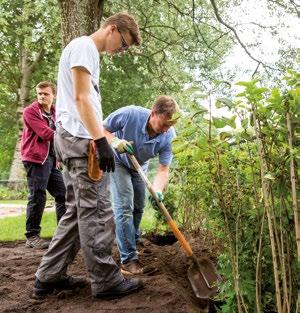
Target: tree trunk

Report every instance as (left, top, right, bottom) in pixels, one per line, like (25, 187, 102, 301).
(8, 48, 35, 184)
(59, 0, 104, 46)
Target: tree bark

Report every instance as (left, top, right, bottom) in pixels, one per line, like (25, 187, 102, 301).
(8, 47, 35, 183)
(59, 0, 104, 47)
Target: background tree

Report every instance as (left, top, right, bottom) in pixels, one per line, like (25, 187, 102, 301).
(2, 0, 232, 180)
(101, 0, 231, 114)
(58, 0, 104, 46)
(0, 0, 61, 180)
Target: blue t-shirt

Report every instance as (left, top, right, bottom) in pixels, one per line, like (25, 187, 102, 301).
(104, 105, 175, 170)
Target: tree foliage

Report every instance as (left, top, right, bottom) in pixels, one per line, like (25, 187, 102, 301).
(0, 0, 232, 177)
(0, 0, 61, 178)
(100, 0, 231, 115)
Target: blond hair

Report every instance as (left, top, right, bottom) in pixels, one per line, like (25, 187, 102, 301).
(103, 12, 142, 46)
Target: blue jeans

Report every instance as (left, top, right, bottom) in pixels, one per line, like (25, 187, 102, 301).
(111, 162, 145, 264)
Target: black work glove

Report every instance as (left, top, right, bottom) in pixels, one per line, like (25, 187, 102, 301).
(94, 137, 115, 172)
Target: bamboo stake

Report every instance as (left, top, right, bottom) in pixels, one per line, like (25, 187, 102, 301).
(286, 111, 300, 261)
(279, 195, 290, 313)
(286, 110, 300, 312)
(269, 188, 290, 313)
(236, 171, 249, 313)
(255, 206, 266, 313)
(269, 190, 284, 272)
(285, 240, 292, 310)
(214, 151, 244, 313)
(245, 144, 263, 312)
(252, 104, 283, 313)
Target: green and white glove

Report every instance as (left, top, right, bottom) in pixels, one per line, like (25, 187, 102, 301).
(111, 137, 134, 154)
(149, 191, 164, 211)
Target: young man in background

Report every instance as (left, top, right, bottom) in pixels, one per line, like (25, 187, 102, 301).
(21, 81, 66, 249)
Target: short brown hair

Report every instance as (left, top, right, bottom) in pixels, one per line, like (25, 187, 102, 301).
(103, 12, 142, 46)
(152, 96, 180, 118)
(36, 81, 56, 94)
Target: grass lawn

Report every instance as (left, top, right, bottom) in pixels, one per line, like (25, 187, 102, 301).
(0, 199, 28, 205)
(0, 200, 54, 205)
(0, 207, 158, 241)
(0, 212, 57, 241)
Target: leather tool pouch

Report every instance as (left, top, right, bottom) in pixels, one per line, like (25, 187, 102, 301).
(88, 140, 103, 182)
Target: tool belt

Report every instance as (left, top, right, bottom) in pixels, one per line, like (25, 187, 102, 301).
(88, 140, 103, 181)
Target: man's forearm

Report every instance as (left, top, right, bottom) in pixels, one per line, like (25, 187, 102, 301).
(103, 128, 115, 143)
(152, 167, 169, 192)
(76, 98, 104, 140)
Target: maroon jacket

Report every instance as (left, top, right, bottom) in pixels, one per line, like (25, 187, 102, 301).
(21, 101, 55, 164)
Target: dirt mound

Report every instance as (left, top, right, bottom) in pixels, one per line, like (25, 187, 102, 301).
(0, 232, 220, 313)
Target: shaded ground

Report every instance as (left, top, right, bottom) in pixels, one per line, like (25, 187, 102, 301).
(0, 232, 220, 313)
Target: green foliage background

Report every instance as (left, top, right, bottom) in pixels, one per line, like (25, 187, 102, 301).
(0, 0, 232, 177)
(169, 69, 300, 311)
(0, 0, 61, 178)
(0, 0, 299, 311)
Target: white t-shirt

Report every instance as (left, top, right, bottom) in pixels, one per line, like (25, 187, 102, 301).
(56, 36, 102, 138)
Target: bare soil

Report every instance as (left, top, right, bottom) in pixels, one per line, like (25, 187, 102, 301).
(0, 232, 220, 313)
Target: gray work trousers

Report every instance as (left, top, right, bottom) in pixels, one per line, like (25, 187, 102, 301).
(35, 124, 124, 294)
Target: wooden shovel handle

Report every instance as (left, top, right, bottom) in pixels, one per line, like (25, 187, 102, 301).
(128, 154, 194, 258)
(167, 219, 193, 257)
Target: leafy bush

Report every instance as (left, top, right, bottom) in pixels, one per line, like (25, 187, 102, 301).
(0, 185, 28, 200)
(170, 70, 299, 312)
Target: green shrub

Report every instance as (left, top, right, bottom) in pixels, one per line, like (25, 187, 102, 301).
(171, 70, 300, 312)
(0, 185, 28, 200)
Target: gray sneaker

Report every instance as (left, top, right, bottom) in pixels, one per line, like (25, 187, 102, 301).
(25, 235, 49, 249)
(94, 278, 144, 298)
(33, 276, 89, 298)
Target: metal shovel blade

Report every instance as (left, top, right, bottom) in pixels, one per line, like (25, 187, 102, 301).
(187, 257, 219, 299)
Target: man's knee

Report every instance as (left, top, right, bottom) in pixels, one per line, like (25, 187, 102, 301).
(29, 188, 46, 202)
(28, 175, 48, 194)
(134, 208, 144, 219)
(115, 206, 133, 223)
(112, 191, 133, 210)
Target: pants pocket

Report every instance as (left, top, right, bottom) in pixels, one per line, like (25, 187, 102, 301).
(55, 125, 89, 161)
(93, 215, 115, 257)
(78, 183, 98, 209)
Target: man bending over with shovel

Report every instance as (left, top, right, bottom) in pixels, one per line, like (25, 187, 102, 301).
(104, 96, 180, 275)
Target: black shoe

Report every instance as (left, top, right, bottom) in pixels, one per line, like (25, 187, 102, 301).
(32, 276, 88, 298)
(94, 278, 143, 298)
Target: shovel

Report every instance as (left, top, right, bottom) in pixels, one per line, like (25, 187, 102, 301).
(128, 154, 219, 299)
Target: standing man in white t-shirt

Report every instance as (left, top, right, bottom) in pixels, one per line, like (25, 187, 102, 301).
(33, 12, 143, 299)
